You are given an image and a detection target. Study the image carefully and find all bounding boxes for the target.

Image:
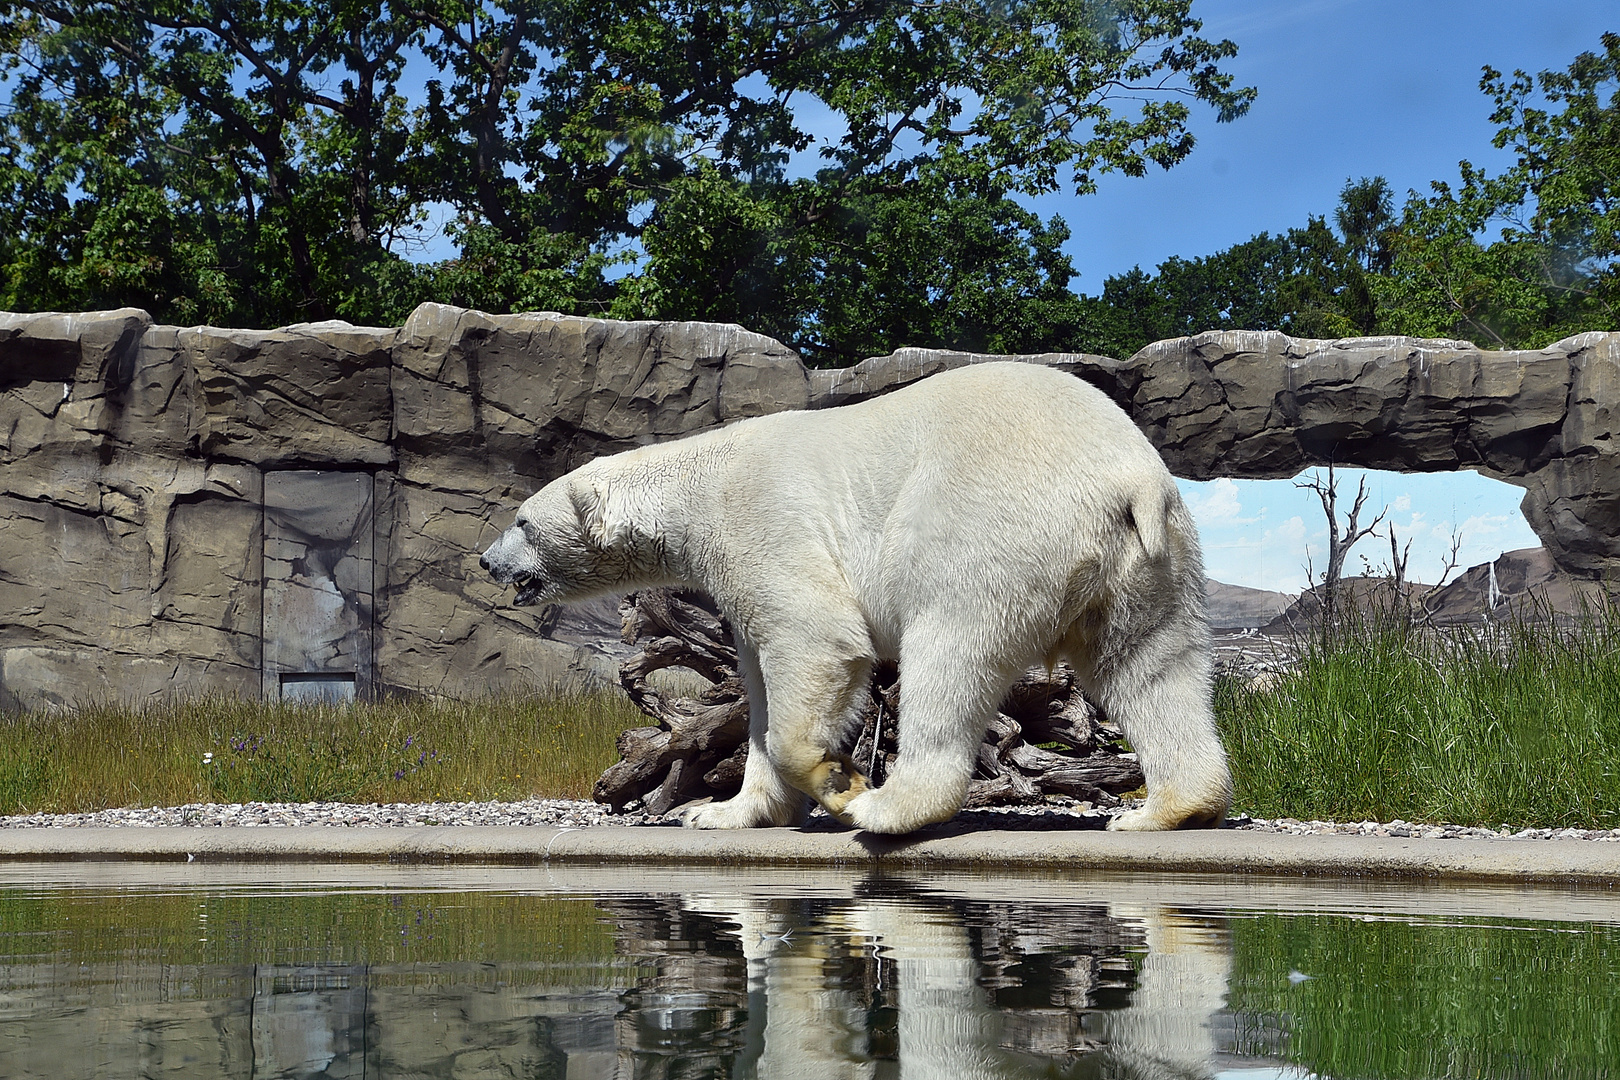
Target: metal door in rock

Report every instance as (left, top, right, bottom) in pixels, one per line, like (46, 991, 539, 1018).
(262, 471, 374, 701)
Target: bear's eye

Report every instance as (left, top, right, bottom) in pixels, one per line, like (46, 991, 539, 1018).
(514, 516, 529, 530)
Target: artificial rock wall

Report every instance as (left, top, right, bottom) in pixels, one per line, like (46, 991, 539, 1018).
(2, 302, 1615, 709)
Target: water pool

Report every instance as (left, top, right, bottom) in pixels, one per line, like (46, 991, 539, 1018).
(1, 863, 1616, 1078)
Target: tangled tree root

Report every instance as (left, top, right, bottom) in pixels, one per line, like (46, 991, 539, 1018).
(594, 589, 1145, 817)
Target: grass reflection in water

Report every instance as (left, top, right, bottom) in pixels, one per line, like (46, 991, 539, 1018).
(1228, 910, 1620, 1079)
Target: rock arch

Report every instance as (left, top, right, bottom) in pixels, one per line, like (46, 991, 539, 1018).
(821, 330, 1619, 579)
(1, 304, 1614, 709)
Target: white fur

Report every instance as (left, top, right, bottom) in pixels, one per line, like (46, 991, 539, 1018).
(481, 362, 1231, 833)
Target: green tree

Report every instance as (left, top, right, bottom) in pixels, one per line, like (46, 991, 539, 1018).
(0, 1, 445, 324)
(1371, 32, 1620, 347)
(1077, 210, 1367, 358)
(1331, 175, 1395, 334)
(1073, 32, 1620, 359)
(0, 0, 1254, 361)
(1336, 175, 1396, 275)
(622, 173, 1094, 361)
(1371, 169, 1569, 347)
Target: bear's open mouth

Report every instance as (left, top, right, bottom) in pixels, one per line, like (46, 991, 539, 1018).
(512, 575, 541, 607)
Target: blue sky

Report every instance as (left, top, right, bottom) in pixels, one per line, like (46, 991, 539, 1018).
(1054, 0, 1615, 289)
(1045, 0, 1610, 593)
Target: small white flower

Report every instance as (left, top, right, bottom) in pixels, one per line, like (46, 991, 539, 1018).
(202, 752, 214, 764)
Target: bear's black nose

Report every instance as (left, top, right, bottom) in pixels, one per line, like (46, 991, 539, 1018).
(478, 553, 490, 571)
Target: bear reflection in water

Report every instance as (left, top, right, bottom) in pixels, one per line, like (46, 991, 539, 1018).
(606, 882, 1231, 1079)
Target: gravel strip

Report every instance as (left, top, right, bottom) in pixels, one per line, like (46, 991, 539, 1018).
(3, 799, 1618, 841)
(1223, 815, 1620, 842)
(0, 799, 648, 830)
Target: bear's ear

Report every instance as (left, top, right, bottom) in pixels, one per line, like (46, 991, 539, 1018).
(569, 479, 633, 550)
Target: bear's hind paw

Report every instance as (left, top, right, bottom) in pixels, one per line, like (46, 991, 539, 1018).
(808, 756, 872, 825)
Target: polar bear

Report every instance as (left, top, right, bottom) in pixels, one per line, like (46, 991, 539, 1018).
(480, 361, 1230, 834)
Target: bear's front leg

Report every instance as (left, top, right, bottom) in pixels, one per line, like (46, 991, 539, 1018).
(681, 640, 809, 829)
(838, 635, 1005, 834)
(734, 646, 876, 826)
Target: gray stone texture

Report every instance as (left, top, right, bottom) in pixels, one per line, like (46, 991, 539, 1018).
(2, 303, 1615, 709)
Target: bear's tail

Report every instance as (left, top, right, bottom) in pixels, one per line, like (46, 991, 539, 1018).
(1128, 480, 1173, 561)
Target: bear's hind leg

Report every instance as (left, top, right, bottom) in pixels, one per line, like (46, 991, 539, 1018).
(1084, 624, 1232, 832)
(682, 640, 809, 829)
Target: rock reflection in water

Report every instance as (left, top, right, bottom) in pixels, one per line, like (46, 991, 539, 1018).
(608, 882, 1230, 1079)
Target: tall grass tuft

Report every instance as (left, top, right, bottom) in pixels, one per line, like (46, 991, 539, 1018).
(1220, 603, 1620, 829)
(0, 690, 646, 815)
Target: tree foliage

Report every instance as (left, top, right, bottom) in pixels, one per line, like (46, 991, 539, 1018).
(1081, 29, 1620, 358)
(1372, 32, 1620, 347)
(7, 4, 1605, 362)
(1076, 211, 1368, 359)
(0, 0, 1253, 362)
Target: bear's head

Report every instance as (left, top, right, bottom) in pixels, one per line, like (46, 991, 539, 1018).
(479, 470, 647, 607)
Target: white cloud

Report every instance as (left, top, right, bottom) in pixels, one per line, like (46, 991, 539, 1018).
(1456, 512, 1519, 539)
(1385, 511, 1425, 544)
(1274, 515, 1307, 545)
(1187, 477, 1256, 526)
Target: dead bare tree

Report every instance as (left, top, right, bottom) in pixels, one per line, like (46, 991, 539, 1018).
(1376, 523, 1415, 625)
(1416, 529, 1466, 625)
(1296, 462, 1386, 631)
(1388, 526, 1412, 595)
(1373, 520, 1469, 628)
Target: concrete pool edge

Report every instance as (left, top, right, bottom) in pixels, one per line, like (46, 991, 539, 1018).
(1, 826, 1618, 886)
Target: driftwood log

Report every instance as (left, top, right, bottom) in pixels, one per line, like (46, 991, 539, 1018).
(594, 589, 1146, 817)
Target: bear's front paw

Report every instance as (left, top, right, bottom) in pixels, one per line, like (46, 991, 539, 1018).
(678, 794, 804, 829)
(1105, 807, 1166, 831)
(679, 799, 757, 829)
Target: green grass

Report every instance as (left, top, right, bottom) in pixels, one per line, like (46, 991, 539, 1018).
(1220, 607, 1620, 829)
(9, 609, 1620, 826)
(0, 690, 646, 815)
